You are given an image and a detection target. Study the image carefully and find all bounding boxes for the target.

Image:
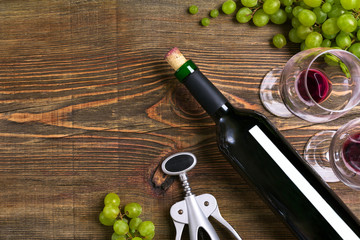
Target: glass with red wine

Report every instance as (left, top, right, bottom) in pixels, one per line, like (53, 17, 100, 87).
(260, 48, 360, 123)
(304, 118, 360, 189)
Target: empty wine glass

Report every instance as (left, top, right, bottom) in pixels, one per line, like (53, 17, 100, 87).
(260, 47, 360, 123)
(304, 118, 360, 190)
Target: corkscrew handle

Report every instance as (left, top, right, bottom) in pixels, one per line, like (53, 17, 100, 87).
(162, 152, 197, 176)
(162, 152, 197, 196)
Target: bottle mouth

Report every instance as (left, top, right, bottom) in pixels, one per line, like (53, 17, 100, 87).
(165, 47, 188, 71)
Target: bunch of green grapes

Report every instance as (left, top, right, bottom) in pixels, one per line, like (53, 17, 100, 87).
(189, 0, 360, 57)
(99, 193, 155, 240)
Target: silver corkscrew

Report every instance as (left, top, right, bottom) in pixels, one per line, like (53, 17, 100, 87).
(162, 152, 242, 240)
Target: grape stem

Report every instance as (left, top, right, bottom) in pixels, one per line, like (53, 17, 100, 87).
(354, 11, 360, 20)
(249, 0, 263, 16)
(251, 5, 262, 16)
(312, 24, 320, 33)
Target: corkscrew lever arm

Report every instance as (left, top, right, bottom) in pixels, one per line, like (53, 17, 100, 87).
(171, 194, 220, 240)
(173, 219, 184, 240)
(170, 193, 242, 240)
(207, 196, 242, 240)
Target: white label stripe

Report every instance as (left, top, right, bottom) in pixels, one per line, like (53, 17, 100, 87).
(249, 125, 359, 240)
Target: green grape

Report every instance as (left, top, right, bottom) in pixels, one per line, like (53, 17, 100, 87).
(113, 220, 129, 235)
(291, 17, 301, 28)
(201, 18, 210, 26)
(325, 53, 341, 67)
(99, 211, 116, 226)
(263, 0, 281, 15)
(322, 18, 341, 35)
(298, 9, 317, 27)
(296, 25, 313, 40)
(253, 9, 270, 27)
(335, 31, 352, 49)
(273, 33, 287, 48)
(138, 221, 155, 237)
(349, 43, 360, 57)
(241, 0, 258, 7)
(340, 0, 357, 10)
(305, 32, 323, 48)
(326, 0, 335, 3)
(321, 38, 332, 47)
(222, 0, 237, 14)
(337, 13, 357, 33)
(210, 9, 219, 18)
(143, 232, 155, 240)
(188, 5, 199, 15)
(281, 0, 293, 6)
(236, 7, 253, 23)
(292, 6, 304, 17)
(285, 6, 293, 13)
(111, 232, 126, 240)
(299, 1, 311, 9)
(289, 28, 303, 43)
(340, 61, 351, 78)
(270, 9, 287, 24)
(124, 202, 142, 218)
(313, 7, 327, 24)
(129, 217, 142, 231)
(103, 204, 120, 220)
(322, 2, 332, 13)
(121, 218, 129, 224)
(304, 0, 322, 7)
(323, 32, 337, 39)
(104, 193, 120, 207)
(327, 4, 346, 18)
(358, 19, 360, 27)
(300, 41, 308, 51)
(133, 238, 142, 240)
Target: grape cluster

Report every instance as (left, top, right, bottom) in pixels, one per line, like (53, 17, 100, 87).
(189, 0, 360, 57)
(99, 193, 155, 240)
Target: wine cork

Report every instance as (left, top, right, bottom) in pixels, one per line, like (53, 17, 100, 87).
(164, 47, 187, 71)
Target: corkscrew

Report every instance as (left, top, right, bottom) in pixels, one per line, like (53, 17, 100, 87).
(162, 152, 242, 240)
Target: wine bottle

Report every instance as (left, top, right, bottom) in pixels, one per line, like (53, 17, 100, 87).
(164, 48, 360, 240)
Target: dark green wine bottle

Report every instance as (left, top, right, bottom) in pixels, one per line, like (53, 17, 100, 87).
(165, 48, 360, 239)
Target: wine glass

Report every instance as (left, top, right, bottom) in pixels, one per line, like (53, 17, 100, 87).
(260, 47, 360, 123)
(304, 118, 360, 190)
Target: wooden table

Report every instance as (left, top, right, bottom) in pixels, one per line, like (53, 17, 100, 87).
(0, 0, 359, 239)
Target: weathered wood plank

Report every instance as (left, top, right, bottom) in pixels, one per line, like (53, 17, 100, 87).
(0, 0, 359, 239)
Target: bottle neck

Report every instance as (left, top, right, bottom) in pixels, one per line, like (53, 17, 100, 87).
(211, 102, 234, 121)
(175, 60, 229, 119)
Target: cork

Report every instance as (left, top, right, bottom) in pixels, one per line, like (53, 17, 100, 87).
(164, 47, 187, 71)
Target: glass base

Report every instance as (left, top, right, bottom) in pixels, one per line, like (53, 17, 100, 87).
(259, 68, 292, 118)
(304, 130, 339, 182)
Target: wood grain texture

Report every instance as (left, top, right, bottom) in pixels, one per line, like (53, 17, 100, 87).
(0, 0, 359, 239)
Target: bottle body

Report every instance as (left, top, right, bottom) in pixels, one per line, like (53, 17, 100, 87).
(167, 55, 360, 239)
(214, 103, 360, 239)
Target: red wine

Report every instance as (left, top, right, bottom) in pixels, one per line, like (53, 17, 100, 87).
(165, 48, 360, 240)
(296, 69, 332, 103)
(343, 132, 360, 173)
